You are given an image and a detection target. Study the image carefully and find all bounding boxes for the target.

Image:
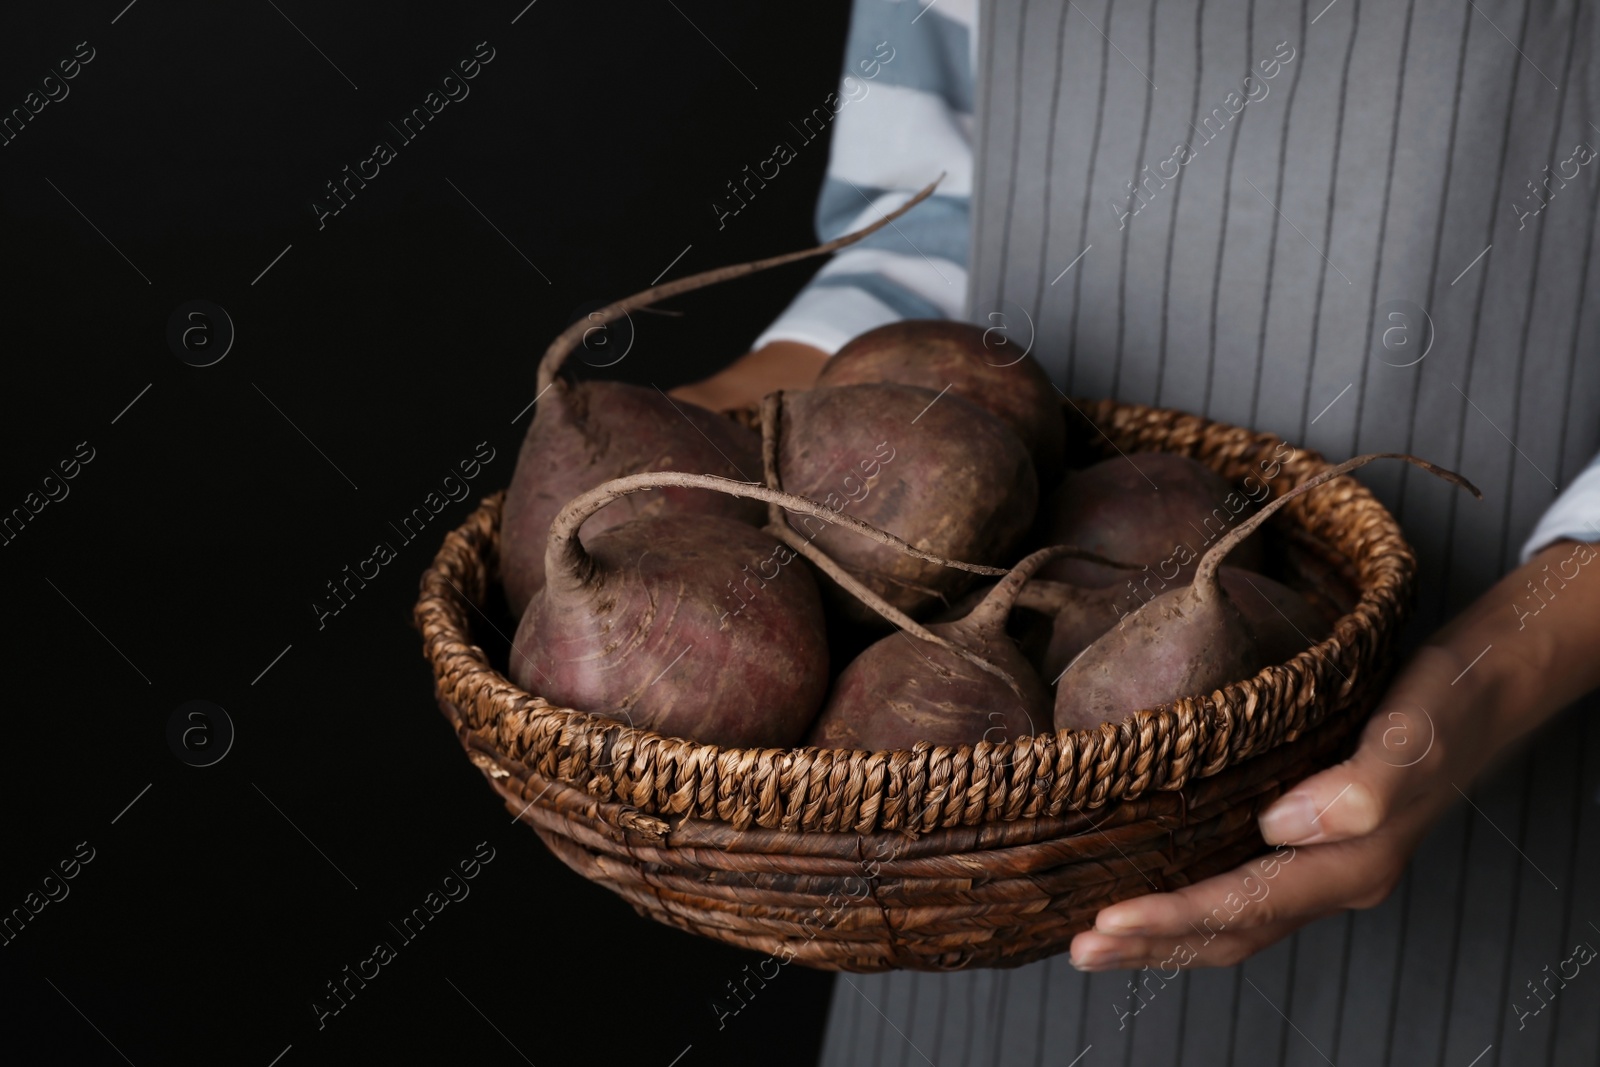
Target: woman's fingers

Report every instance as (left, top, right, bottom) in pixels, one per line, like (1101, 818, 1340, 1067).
(1090, 836, 1406, 942)
(1257, 757, 1394, 845)
(1257, 684, 1450, 845)
(1070, 913, 1321, 972)
(1069, 645, 1493, 970)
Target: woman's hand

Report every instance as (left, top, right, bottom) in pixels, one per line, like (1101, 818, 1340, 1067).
(669, 340, 829, 412)
(1068, 538, 1600, 972)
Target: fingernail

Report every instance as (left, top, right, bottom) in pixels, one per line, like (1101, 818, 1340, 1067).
(1095, 909, 1150, 936)
(1259, 793, 1318, 844)
(1070, 946, 1120, 971)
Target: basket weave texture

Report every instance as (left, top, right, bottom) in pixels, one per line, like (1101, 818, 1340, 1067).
(415, 398, 1413, 972)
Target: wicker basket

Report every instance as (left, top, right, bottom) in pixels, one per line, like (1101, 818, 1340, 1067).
(414, 398, 1412, 972)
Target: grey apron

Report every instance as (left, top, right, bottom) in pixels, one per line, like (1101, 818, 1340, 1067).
(821, 0, 1600, 1063)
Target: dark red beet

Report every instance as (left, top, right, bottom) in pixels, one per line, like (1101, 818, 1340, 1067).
(808, 546, 1088, 751)
(511, 471, 1004, 748)
(1055, 453, 1481, 731)
(819, 320, 1067, 483)
(500, 381, 762, 616)
(1039, 452, 1267, 589)
(754, 394, 1010, 680)
(514, 512, 825, 747)
(1017, 579, 1124, 681)
(501, 178, 945, 616)
(1023, 567, 1328, 681)
(774, 384, 1038, 619)
(1220, 568, 1331, 665)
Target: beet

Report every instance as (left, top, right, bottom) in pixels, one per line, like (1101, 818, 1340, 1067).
(1221, 568, 1330, 665)
(510, 470, 1003, 748)
(754, 394, 1010, 681)
(807, 545, 1092, 751)
(1015, 579, 1127, 681)
(501, 381, 763, 615)
(1039, 452, 1267, 589)
(818, 320, 1067, 483)
(1023, 567, 1328, 681)
(771, 383, 1038, 619)
(500, 178, 944, 616)
(1054, 453, 1480, 731)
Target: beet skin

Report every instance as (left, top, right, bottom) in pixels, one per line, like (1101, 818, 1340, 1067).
(820, 320, 1066, 483)
(1039, 452, 1266, 589)
(1030, 567, 1328, 681)
(777, 383, 1037, 618)
(512, 513, 828, 749)
(809, 546, 1088, 751)
(500, 380, 763, 616)
(1054, 453, 1480, 731)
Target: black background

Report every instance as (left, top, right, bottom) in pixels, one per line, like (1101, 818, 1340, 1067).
(0, 2, 854, 1064)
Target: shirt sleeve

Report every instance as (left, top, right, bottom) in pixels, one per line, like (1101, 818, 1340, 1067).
(752, 0, 978, 355)
(1520, 450, 1600, 561)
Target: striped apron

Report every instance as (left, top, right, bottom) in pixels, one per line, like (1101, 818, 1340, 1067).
(820, 1, 1600, 1063)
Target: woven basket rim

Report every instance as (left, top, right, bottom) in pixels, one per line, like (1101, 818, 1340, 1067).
(415, 396, 1413, 836)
